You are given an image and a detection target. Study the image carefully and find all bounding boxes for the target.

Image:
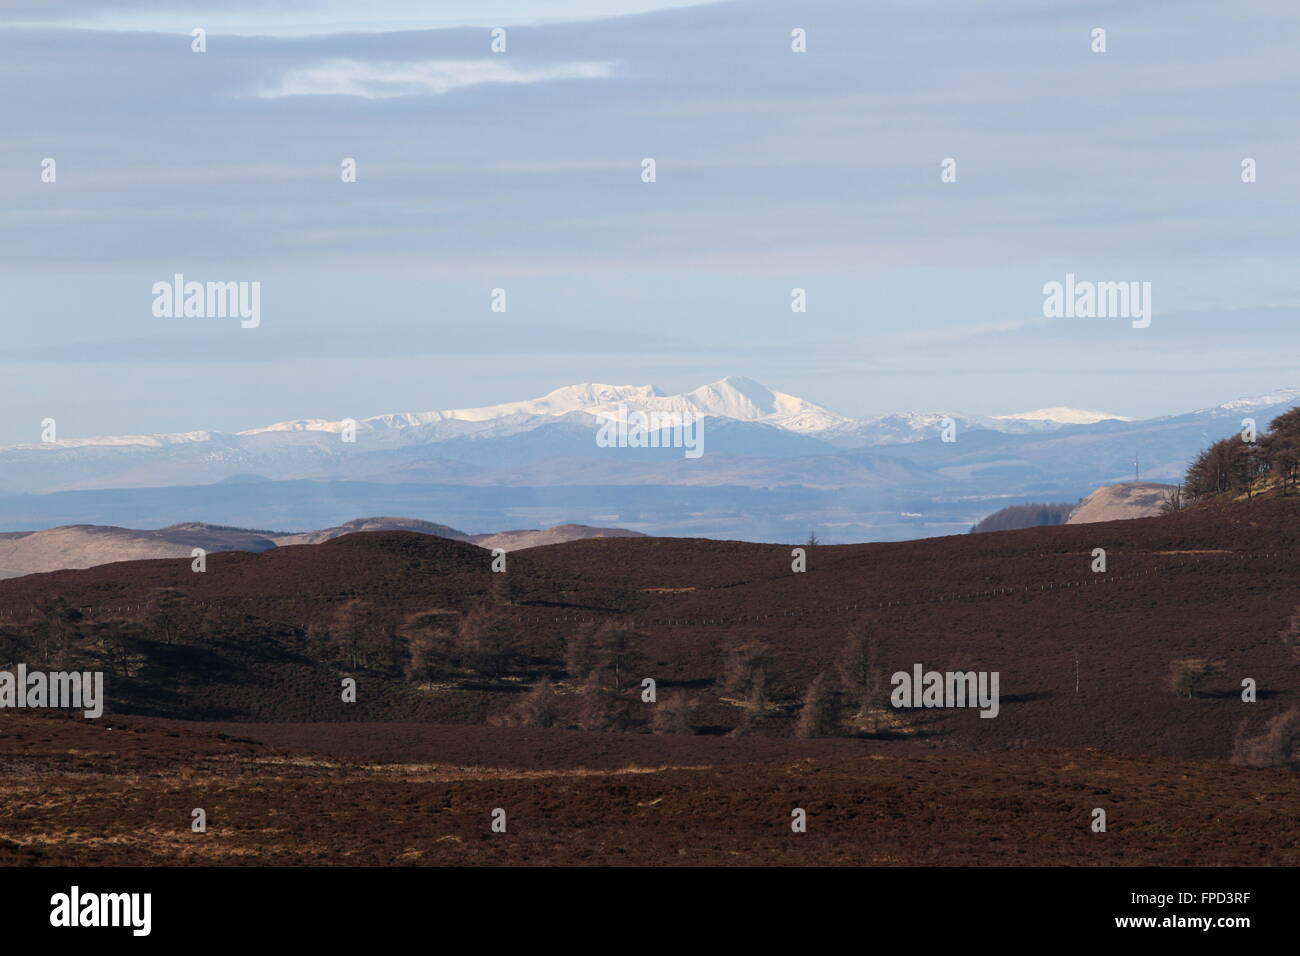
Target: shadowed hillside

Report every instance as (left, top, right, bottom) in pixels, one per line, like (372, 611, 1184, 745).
(1, 495, 1296, 763)
(972, 502, 1076, 533)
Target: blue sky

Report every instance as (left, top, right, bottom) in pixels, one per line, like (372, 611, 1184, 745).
(2, 0, 1299, 444)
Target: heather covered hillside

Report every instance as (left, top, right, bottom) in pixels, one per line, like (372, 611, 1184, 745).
(1, 495, 1295, 765)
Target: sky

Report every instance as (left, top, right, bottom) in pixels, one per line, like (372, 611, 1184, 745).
(2, 0, 1299, 444)
(0, 1, 723, 35)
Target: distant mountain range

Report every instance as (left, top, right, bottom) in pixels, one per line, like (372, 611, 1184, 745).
(0, 378, 1295, 543)
(0, 377, 1149, 488)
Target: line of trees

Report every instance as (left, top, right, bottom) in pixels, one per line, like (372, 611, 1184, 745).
(1182, 406, 1300, 501)
(796, 623, 890, 738)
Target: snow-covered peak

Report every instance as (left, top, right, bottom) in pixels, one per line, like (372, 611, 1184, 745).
(684, 377, 782, 418)
(4, 430, 218, 451)
(1195, 387, 1300, 416)
(243, 383, 668, 436)
(569, 377, 849, 435)
(467, 382, 666, 421)
(678, 377, 849, 432)
(993, 407, 1131, 425)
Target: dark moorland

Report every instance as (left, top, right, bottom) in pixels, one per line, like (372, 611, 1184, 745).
(1, 495, 1297, 865)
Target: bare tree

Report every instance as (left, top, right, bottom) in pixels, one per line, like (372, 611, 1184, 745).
(731, 674, 772, 736)
(722, 639, 770, 699)
(836, 624, 889, 733)
(796, 671, 841, 738)
(1167, 658, 1225, 699)
(1231, 708, 1300, 769)
(512, 677, 560, 728)
(404, 628, 453, 687)
(596, 619, 637, 691)
(837, 625, 882, 707)
(151, 589, 184, 645)
(455, 604, 517, 679)
(651, 690, 696, 735)
(564, 623, 598, 681)
(37, 597, 82, 668)
(329, 600, 370, 670)
(577, 672, 624, 731)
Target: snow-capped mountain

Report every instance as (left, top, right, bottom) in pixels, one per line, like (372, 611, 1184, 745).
(814, 412, 972, 448)
(3, 378, 1293, 457)
(240, 382, 1128, 448)
(4, 377, 851, 455)
(0, 376, 1118, 456)
(1181, 388, 1300, 419)
(0, 379, 1296, 499)
(993, 407, 1132, 425)
(243, 376, 850, 442)
(243, 383, 670, 437)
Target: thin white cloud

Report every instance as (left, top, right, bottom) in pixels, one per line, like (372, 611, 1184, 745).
(0, 0, 722, 36)
(255, 58, 615, 99)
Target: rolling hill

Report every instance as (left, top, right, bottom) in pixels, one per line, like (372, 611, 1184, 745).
(0, 517, 644, 579)
(1067, 482, 1177, 524)
(1, 494, 1294, 763)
